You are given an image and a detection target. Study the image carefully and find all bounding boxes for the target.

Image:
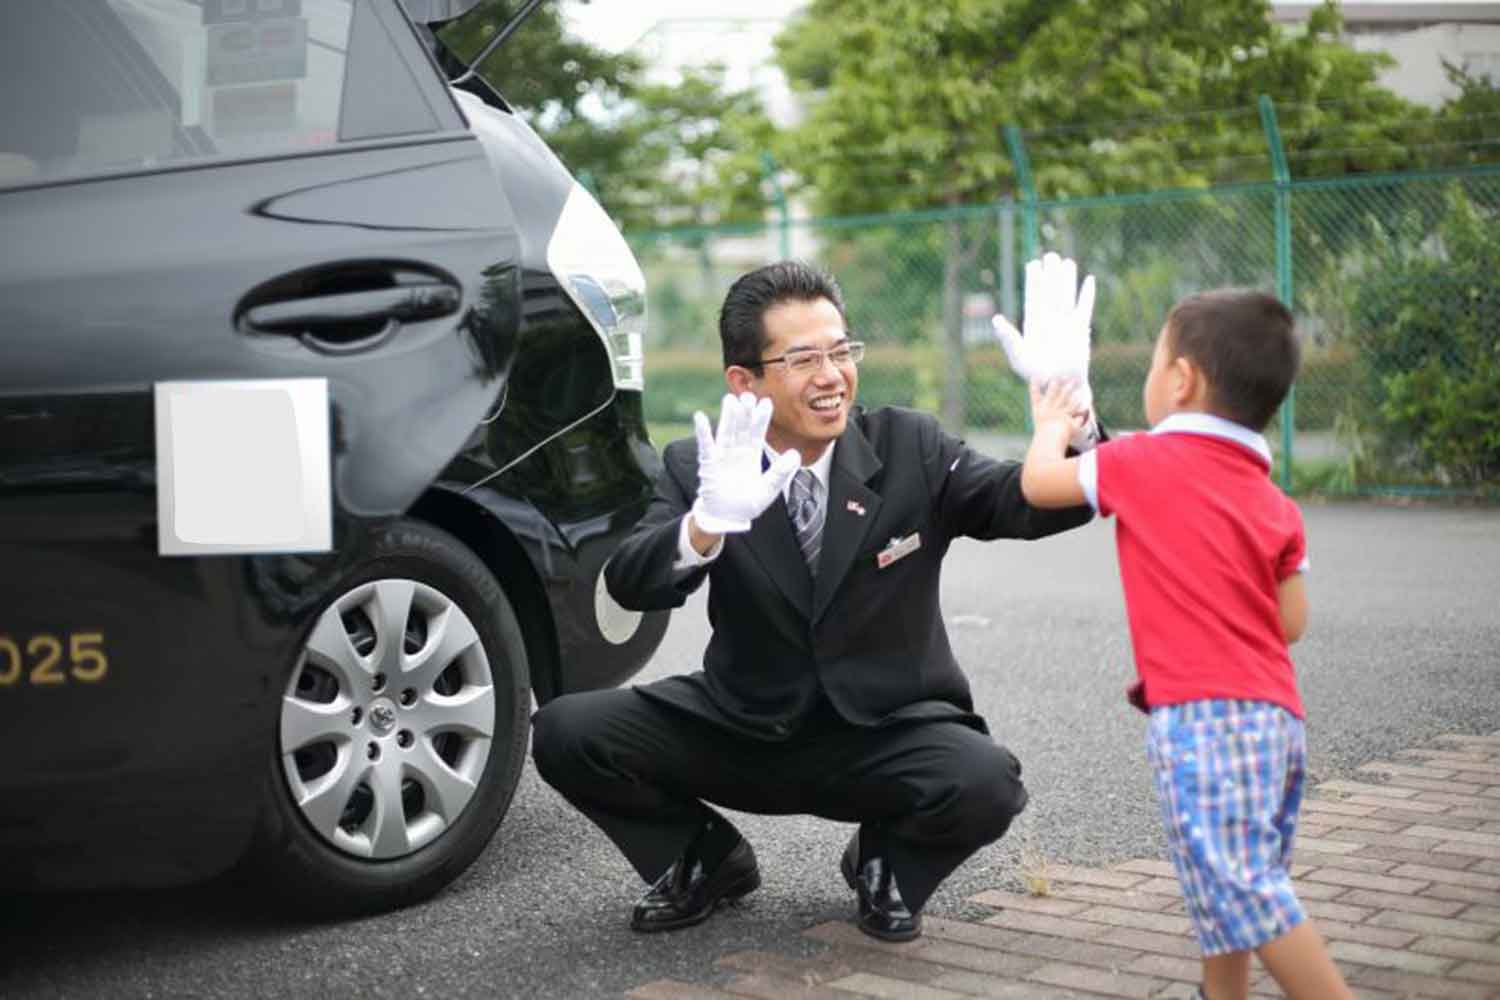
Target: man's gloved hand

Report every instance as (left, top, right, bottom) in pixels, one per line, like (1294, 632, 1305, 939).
(690, 392, 801, 535)
(992, 252, 1100, 451)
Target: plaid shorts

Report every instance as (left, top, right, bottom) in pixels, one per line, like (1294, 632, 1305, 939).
(1146, 699, 1308, 955)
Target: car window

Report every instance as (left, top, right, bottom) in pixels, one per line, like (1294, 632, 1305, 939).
(0, 0, 445, 190)
(431, 0, 534, 101)
(431, 0, 525, 68)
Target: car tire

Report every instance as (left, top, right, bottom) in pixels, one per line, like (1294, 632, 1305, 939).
(245, 518, 530, 916)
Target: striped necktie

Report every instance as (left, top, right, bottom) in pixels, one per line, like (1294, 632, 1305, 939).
(789, 468, 823, 574)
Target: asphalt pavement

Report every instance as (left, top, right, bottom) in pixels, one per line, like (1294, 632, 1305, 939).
(2, 503, 1496, 999)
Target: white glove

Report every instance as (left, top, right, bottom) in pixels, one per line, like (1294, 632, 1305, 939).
(992, 252, 1099, 450)
(689, 392, 801, 535)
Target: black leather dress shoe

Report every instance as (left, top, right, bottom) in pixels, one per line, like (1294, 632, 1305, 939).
(841, 830, 922, 941)
(631, 834, 760, 932)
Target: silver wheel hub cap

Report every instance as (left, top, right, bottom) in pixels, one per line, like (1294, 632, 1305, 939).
(279, 578, 497, 860)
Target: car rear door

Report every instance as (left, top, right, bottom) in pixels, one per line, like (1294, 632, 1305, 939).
(0, 0, 521, 877)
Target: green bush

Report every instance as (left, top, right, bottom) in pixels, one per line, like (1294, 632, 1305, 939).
(1074, 340, 1358, 433)
(964, 356, 1030, 428)
(642, 332, 1362, 434)
(853, 346, 924, 409)
(643, 348, 922, 424)
(1290, 346, 1362, 431)
(1347, 186, 1500, 485)
(1088, 343, 1154, 430)
(644, 340, 1359, 433)
(642, 352, 724, 424)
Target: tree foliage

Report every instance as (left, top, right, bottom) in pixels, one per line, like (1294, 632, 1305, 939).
(544, 66, 777, 230)
(436, 1, 774, 229)
(436, 1, 636, 123)
(1434, 61, 1500, 168)
(772, 0, 1425, 215)
(1347, 186, 1500, 485)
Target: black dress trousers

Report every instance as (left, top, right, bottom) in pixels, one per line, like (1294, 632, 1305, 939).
(530, 685, 1028, 914)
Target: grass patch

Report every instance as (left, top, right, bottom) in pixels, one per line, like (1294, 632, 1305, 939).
(646, 422, 693, 449)
(1019, 835, 1052, 897)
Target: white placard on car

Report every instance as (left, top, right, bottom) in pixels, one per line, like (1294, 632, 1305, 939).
(154, 378, 332, 556)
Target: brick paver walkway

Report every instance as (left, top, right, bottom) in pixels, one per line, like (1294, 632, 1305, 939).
(628, 731, 1500, 998)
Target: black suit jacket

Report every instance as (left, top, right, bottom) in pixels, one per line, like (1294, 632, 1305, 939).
(604, 405, 1095, 741)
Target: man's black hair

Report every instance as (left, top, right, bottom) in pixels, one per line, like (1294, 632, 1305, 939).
(718, 260, 847, 369)
(1164, 288, 1300, 431)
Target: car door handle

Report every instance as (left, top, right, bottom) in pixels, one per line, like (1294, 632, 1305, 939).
(243, 281, 461, 356)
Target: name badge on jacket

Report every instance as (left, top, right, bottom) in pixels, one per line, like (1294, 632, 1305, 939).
(877, 532, 921, 569)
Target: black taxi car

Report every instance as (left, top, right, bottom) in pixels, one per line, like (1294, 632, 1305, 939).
(0, 0, 668, 913)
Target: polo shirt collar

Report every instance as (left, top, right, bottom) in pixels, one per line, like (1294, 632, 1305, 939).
(1152, 412, 1273, 466)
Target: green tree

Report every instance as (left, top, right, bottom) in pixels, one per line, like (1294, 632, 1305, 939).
(545, 65, 778, 230)
(1433, 61, 1500, 168)
(774, 0, 1422, 213)
(1347, 186, 1500, 486)
(437, 1, 774, 230)
(437, 1, 637, 126)
(771, 0, 1426, 426)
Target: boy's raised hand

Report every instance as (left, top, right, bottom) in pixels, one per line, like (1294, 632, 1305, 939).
(1029, 378, 1087, 440)
(689, 392, 800, 535)
(1020, 378, 1090, 509)
(992, 252, 1099, 449)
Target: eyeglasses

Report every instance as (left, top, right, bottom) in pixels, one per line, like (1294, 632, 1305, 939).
(749, 341, 865, 375)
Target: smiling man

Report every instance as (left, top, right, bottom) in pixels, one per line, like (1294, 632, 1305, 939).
(531, 260, 1099, 941)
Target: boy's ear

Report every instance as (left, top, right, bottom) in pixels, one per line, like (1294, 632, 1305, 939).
(1169, 356, 1202, 407)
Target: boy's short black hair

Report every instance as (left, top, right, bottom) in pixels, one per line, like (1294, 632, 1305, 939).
(719, 260, 847, 369)
(1164, 289, 1300, 431)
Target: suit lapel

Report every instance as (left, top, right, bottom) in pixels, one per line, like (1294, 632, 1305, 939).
(744, 491, 814, 618)
(812, 420, 882, 623)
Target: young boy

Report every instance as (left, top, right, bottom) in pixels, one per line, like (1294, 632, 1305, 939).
(1020, 288, 1353, 1000)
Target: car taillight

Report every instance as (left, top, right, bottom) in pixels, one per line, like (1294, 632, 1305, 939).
(545, 183, 647, 391)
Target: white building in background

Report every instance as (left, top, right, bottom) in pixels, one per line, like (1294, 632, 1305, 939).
(569, 5, 816, 277)
(627, 16, 803, 128)
(628, 15, 820, 258)
(567, 2, 805, 122)
(562, 3, 813, 345)
(1272, 1, 1500, 105)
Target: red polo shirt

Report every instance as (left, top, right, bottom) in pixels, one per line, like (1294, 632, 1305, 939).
(1078, 413, 1308, 718)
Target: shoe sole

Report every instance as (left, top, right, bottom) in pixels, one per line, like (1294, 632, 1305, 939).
(629, 868, 761, 933)
(856, 917, 921, 942)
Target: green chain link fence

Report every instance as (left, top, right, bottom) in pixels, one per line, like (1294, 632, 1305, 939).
(628, 164, 1500, 499)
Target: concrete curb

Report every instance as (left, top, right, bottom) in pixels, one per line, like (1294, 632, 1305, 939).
(628, 730, 1500, 999)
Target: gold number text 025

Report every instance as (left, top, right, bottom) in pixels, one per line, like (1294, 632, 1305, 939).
(0, 633, 109, 686)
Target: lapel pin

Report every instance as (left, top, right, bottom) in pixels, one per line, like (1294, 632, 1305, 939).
(846, 500, 866, 516)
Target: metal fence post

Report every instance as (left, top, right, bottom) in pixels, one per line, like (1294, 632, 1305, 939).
(998, 194, 1017, 322)
(1003, 125, 1039, 262)
(1003, 127, 1040, 432)
(761, 152, 791, 261)
(1259, 94, 1295, 491)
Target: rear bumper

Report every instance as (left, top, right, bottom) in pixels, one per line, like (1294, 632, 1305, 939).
(0, 759, 264, 890)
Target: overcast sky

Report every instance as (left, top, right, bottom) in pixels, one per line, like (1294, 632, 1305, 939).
(563, 0, 806, 52)
(562, 0, 1500, 52)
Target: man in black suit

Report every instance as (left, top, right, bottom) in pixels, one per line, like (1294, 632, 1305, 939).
(532, 259, 1098, 941)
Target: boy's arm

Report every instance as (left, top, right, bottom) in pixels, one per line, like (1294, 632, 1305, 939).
(1020, 381, 1088, 509)
(1278, 572, 1308, 644)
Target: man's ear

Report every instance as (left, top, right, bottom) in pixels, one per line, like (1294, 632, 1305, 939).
(725, 365, 757, 395)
